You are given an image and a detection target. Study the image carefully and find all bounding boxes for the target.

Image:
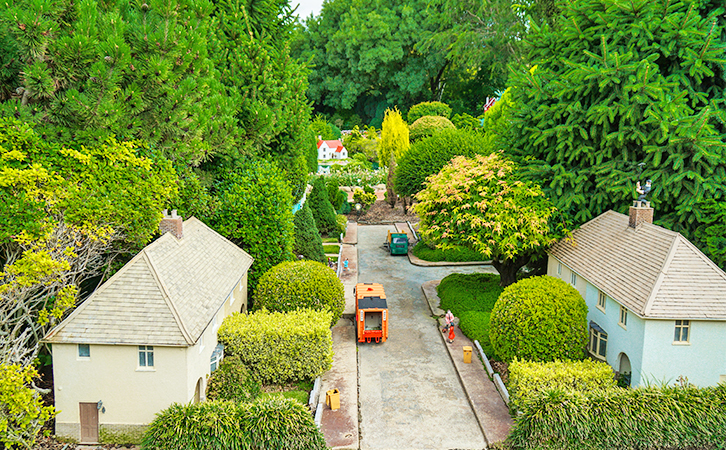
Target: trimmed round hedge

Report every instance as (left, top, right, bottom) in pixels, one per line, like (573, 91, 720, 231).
(408, 115, 455, 142)
(253, 261, 345, 326)
(407, 101, 452, 123)
(490, 276, 588, 363)
(395, 128, 491, 198)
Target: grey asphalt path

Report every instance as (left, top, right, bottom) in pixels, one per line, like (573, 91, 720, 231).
(357, 225, 497, 450)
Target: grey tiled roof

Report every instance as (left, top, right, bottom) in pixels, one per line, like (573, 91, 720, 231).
(549, 210, 726, 319)
(45, 218, 253, 345)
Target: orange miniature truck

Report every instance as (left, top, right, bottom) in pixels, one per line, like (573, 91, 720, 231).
(354, 283, 389, 343)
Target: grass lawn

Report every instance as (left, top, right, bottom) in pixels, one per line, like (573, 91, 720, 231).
(259, 379, 314, 405)
(438, 273, 503, 357)
(412, 241, 488, 262)
(323, 244, 340, 254)
(321, 237, 339, 243)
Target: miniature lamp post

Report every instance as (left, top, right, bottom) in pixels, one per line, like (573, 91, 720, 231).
(355, 202, 362, 219)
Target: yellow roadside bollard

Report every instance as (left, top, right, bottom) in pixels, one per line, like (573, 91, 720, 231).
(463, 346, 472, 364)
(326, 388, 340, 410)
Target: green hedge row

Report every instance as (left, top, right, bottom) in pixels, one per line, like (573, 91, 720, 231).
(508, 359, 616, 409)
(218, 309, 333, 384)
(507, 384, 726, 450)
(141, 398, 326, 450)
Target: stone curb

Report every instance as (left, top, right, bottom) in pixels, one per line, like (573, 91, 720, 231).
(421, 280, 513, 445)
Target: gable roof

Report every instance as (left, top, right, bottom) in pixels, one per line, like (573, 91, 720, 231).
(317, 139, 345, 152)
(44, 217, 253, 346)
(548, 210, 726, 320)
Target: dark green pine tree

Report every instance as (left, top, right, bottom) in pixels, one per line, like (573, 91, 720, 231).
(208, 0, 313, 202)
(1, 0, 236, 165)
(507, 0, 726, 264)
(293, 202, 326, 262)
(308, 176, 339, 235)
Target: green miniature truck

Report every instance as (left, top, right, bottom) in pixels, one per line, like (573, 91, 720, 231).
(384, 230, 409, 255)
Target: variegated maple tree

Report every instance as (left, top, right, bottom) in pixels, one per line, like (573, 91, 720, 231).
(415, 153, 562, 286)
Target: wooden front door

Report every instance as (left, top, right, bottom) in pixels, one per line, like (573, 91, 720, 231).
(79, 402, 99, 443)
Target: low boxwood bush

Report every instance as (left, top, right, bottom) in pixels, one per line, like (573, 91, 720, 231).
(218, 309, 333, 384)
(508, 359, 616, 409)
(458, 311, 494, 356)
(141, 397, 327, 450)
(490, 276, 588, 363)
(438, 273, 503, 314)
(507, 384, 726, 450)
(205, 355, 260, 403)
(408, 115, 455, 142)
(412, 241, 488, 263)
(253, 260, 345, 325)
(336, 214, 347, 235)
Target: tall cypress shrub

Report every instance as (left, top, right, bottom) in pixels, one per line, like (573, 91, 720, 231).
(293, 203, 325, 262)
(308, 176, 338, 235)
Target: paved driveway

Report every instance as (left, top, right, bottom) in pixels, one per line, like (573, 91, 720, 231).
(357, 225, 495, 450)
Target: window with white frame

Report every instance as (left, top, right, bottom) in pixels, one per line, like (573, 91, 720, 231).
(138, 346, 154, 367)
(588, 322, 607, 359)
(78, 344, 90, 358)
(674, 320, 690, 343)
(557, 262, 562, 275)
(570, 272, 577, 286)
(210, 344, 224, 372)
(619, 306, 628, 329)
(597, 291, 606, 312)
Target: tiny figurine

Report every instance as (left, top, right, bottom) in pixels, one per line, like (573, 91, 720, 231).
(343, 258, 349, 270)
(636, 179, 652, 203)
(448, 324, 456, 343)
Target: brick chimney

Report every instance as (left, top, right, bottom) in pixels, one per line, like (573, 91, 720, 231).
(160, 209, 183, 239)
(629, 200, 654, 228)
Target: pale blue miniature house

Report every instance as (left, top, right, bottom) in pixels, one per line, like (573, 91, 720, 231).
(547, 202, 726, 387)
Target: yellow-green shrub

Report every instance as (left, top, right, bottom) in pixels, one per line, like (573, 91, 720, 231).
(253, 261, 345, 326)
(508, 359, 616, 409)
(0, 364, 56, 449)
(218, 309, 333, 384)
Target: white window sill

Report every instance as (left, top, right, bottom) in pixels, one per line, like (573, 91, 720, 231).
(618, 323, 627, 331)
(76, 357, 91, 361)
(596, 305, 606, 314)
(672, 341, 690, 346)
(588, 351, 606, 361)
(136, 367, 156, 372)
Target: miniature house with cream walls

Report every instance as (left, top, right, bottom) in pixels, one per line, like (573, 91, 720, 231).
(45, 211, 253, 444)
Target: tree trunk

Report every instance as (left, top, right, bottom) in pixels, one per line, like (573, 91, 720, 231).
(492, 254, 531, 287)
(386, 155, 397, 208)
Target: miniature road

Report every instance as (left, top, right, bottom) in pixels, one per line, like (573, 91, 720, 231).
(357, 225, 495, 450)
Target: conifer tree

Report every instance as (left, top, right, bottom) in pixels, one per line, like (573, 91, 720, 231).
(1, 0, 235, 165)
(308, 176, 339, 235)
(209, 0, 313, 201)
(378, 108, 410, 207)
(507, 0, 726, 262)
(293, 203, 326, 262)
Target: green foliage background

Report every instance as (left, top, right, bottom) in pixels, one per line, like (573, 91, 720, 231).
(407, 101, 452, 123)
(506, 0, 726, 266)
(308, 176, 339, 235)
